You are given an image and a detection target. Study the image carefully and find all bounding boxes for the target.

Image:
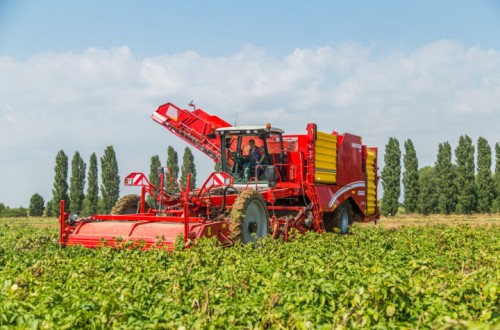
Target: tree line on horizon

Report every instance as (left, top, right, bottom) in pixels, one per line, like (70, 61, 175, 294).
(0, 145, 197, 218)
(2, 135, 500, 218)
(381, 135, 500, 216)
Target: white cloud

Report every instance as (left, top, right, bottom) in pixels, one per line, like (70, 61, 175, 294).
(1, 40, 499, 207)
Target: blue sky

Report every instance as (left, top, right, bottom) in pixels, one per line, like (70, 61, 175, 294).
(2, 1, 500, 57)
(1, 1, 500, 207)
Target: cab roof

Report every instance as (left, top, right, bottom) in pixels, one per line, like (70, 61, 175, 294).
(215, 126, 284, 135)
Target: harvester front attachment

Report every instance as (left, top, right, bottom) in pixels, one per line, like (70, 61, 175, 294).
(59, 201, 230, 249)
(59, 173, 232, 250)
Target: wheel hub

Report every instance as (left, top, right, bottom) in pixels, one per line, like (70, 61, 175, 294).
(248, 222, 258, 233)
(242, 198, 268, 242)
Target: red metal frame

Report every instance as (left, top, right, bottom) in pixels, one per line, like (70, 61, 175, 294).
(152, 103, 231, 162)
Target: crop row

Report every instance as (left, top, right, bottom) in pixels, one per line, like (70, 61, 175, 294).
(0, 221, 498, 329)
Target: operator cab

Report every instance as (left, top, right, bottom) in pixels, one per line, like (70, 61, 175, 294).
(216, 125, 285, 184)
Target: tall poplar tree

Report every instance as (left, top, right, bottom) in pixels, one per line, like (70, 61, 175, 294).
(69, 151, 86, 213)
(417, 166, 438, 215)
(100, 146, 120, 213)
(180, 147, 197, 190)
(492, 143, 500, 212)
(403, 139, 419, 213)
(83, 153, 99, 215)
(454, 135, 477, 214)
(166, 146, 180, 193)
(148, 155, 162, 206)
(50, 150, 69, 216)
(381, 137, 401, 217)
(476, 137, 495, 213)
(435, 142, 457, 214)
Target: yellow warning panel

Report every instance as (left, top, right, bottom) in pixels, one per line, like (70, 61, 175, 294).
(366, 149, 377, 215)
(315, 131, 337, 184)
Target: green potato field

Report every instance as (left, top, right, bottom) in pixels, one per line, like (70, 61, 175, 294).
(0, 218, 498, 329)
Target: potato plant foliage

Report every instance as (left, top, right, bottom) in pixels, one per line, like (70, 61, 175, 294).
(0, 221, 498, 329)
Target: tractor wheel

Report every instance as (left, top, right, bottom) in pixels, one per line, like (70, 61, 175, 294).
(111, 194, 143, 215)
(333, 202, 353, 234)
(229, 190, 269, 243)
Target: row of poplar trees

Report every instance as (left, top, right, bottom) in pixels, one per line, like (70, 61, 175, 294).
(43, 145, 197, 217)
(45, 146, 120, 216)
(381, 135, 500, 216)
(146, 146, 197, 206)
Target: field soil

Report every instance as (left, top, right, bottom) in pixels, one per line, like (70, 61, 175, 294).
(368, 213, 500, 229)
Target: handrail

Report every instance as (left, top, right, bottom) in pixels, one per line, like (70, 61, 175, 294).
(184, 173, 191, 243)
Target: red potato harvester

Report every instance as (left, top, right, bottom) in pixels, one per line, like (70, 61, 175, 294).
(59, 102, 379, 249)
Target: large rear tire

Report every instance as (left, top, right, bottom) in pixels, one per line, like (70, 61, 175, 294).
(229, 190, 269, 243)
(111, 194, 142, 215)
(334, 202, 353, 234)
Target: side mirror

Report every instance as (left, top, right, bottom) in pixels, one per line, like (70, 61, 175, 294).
(266, 166, 277, 188)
